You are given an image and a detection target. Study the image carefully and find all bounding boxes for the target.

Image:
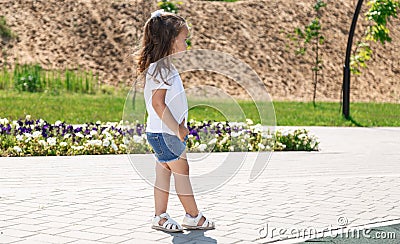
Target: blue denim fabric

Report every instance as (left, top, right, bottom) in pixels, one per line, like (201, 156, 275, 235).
(146, 132, 188, 163)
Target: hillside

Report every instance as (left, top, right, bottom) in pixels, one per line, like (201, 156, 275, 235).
(1, 0, 399, 102)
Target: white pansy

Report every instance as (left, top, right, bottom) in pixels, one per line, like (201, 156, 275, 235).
(32, 131, 41, 138)
(64, 134, 71, 139)
(133, 135, 143, 143)
(220, 136, 229, 145)
(298, 133, 306, 139)
(96, 120, 101, 125)
(251, 124, 263, 133)
(231, 132, 240, 138)
(281, 129, 290, 137)
(258, 143, 266, 150)
(85, 135, 92, 139)
(24, 133, 32, 138)
(25, 137, 31, 143)
(60, 142, 68, 147)
(111, 143, 118, 151)
(90, 130, 97, 136)
(248, 144, 253, 151)
(103, 140, 110, 147)
(47, 137, 57, 146)
(25, 115, 31, 120)
(261, 132, 273, 139)
(38, 119, 44, 126)
(123, 137, 130, 145)
(246, 119, 254, 125)
(75, 132, 84, 138)
(198, 144, 207, 152)
(54, 120, 62, 126)
(16, 135, 24, 141)
(13, 146, 22, 153)
(229, 145, 235, 152)
(106, 122, 118, 127)
(0, 118, 9, 125)
(102, 131, 111, 138)
(39, 140, 47, 146)
(71, 145, 84, 150)
(208, 138, 217, 145)
(87, 140, 102, 147)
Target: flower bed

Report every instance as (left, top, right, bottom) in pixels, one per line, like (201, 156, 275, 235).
(0, 116, 319, 157)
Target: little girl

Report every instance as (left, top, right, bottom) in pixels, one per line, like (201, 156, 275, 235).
(136, 9, 215, 232)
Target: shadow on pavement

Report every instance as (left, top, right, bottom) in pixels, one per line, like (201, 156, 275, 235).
(169, 229, 217, 243)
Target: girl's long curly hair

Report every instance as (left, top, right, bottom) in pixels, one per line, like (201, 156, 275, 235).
(136, 12, 187, 85)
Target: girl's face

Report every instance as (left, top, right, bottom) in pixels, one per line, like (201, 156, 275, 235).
(172, 26, 189, 56)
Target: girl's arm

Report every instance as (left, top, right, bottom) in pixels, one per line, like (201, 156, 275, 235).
(152, 89, 189, 141)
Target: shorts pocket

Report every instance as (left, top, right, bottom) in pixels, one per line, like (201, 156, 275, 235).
(148, 135, 164, 156)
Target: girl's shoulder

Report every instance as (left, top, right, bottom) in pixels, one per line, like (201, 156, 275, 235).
(146, 62, 180, 82)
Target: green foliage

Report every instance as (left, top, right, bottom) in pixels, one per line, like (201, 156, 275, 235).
(350, 42, 373, 74)
(351, 0, 400, 74)
(157, 0, 183, 14)
(1, 63, 99, 94)
(288, 0, 327, 105)
(314, 0, 327, 11)
(14, 64, 43, 92)
(0, 16, 15, 39)
(366, 0, 399, 44)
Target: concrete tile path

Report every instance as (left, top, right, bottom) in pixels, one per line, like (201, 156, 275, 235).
(0, 127, 399, 243)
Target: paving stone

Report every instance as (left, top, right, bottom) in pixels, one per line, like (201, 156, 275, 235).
(0, 127, 399, 243)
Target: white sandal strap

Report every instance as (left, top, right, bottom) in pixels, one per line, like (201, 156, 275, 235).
(193, 211, 203, 224)
(156, 213, 182, 230)
(159, 212, 170, 219)
(202, 218, 210, 227)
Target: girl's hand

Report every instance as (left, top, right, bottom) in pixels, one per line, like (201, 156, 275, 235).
(178, 118, 189, 142)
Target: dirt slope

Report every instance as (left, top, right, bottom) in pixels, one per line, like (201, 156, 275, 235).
(1, 0, 399, 102)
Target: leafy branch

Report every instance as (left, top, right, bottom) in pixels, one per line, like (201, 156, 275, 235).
(351, 0, 400, 74)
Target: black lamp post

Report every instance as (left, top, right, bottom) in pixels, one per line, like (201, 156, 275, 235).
(343, 0, 364, 119)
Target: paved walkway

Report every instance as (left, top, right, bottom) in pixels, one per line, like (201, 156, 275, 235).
(0, 127, 400, 243)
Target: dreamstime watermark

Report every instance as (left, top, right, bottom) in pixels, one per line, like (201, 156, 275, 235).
(258, 216, 397, 240)
(123, 49, 276, 195)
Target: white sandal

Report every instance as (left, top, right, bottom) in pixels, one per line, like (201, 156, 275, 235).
(182, 211, 215, 230)
(151, 213, 183, 232)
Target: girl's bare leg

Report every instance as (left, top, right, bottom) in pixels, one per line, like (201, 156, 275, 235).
(154, 162, 172, 225)
(166, 151, 206, 226)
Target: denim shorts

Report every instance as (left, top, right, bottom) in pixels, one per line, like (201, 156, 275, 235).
(146, 132, 188, 163)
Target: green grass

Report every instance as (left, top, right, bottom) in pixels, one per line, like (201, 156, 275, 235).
(0, 90, 399, 126)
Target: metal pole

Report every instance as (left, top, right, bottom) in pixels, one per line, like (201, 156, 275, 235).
(343, 0, 364, 119)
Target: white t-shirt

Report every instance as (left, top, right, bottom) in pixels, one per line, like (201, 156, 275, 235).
(144, 62, 188, 135)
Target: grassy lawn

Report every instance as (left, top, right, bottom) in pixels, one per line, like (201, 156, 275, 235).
(1, 91, 399, 126)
